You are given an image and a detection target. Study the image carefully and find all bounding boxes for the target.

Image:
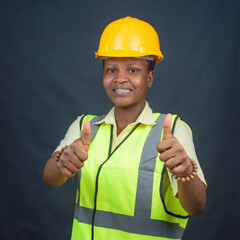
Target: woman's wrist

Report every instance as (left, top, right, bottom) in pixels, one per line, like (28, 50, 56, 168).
(173, 158, 198, 183)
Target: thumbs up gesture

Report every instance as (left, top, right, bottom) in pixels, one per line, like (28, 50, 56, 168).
(56, 121, 91, 178)
(156, 114, 193, 178)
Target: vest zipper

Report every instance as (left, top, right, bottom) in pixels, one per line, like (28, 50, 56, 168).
(91, 123, 140, 240)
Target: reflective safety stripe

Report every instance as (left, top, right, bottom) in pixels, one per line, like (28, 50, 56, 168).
(134, 113, 165, 218)
(74, 114, 185, 239)
(74, 206, 184, 239)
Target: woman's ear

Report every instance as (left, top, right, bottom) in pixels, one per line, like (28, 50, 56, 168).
(147, 71, 155, 88)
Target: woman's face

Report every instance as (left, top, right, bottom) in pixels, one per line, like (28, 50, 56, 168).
(103, 57, 154, 110)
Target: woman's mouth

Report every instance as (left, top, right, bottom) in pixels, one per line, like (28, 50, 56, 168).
(114, 88, 131, 93)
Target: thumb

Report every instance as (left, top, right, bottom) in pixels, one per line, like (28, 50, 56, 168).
(81, 120, 91, 151)
(162, 113, 173, 140)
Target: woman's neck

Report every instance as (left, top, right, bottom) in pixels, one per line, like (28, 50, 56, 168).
(115, 102, 145, 136)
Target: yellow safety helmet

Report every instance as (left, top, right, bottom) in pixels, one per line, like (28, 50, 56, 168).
(95, 16, 163, 62)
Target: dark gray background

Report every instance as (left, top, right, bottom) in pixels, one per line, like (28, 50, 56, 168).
(1, 0, 239, 239)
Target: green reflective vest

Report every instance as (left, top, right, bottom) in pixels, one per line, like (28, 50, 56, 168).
(71, 113, 189, 240)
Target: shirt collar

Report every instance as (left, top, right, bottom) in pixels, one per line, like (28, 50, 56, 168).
(94, 102, 156, 126)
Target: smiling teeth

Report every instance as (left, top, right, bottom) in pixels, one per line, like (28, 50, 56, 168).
(115, 89, 130, 92)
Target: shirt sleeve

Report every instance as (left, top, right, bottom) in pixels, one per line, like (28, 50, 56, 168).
(168, 119, 207, 196)
(53, 115, 83, 153)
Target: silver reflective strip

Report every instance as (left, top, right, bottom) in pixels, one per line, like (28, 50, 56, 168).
(134, 114, 166, 218)
(74, 206, 184, 239)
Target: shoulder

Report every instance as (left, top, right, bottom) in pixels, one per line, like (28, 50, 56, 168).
(68, 115, 85, 129)
(174, 119, 193, 139)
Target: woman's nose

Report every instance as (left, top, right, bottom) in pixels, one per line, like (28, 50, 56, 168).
(114, 70, 128, 83)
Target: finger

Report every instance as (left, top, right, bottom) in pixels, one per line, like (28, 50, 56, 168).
(71, 143, 88, 162)
(60, 166, 76, 178)
(162, 113, 172, 140)
(159, 148, 175, 162)
(60, 168, 74, 178)
(62, 161, 80, 174)
(164, 157, 182, 170)
(156, 138, 174, 154)
(81, 120, 91, 151)
(62, 145, 86, 168)
(56, 160, 76, 178)
(58, 150, 82, 172)
(168, 158, 193, 177)
(156, 141, 167, 153)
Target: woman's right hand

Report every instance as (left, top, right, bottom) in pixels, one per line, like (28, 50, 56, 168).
(56, 121, 91, 177)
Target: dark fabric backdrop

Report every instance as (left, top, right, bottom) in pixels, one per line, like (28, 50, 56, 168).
(1, 0, 239, 239)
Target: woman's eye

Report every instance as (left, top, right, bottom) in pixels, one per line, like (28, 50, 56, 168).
(108, 69, 116, 74)
(129, 68, 137, 73)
